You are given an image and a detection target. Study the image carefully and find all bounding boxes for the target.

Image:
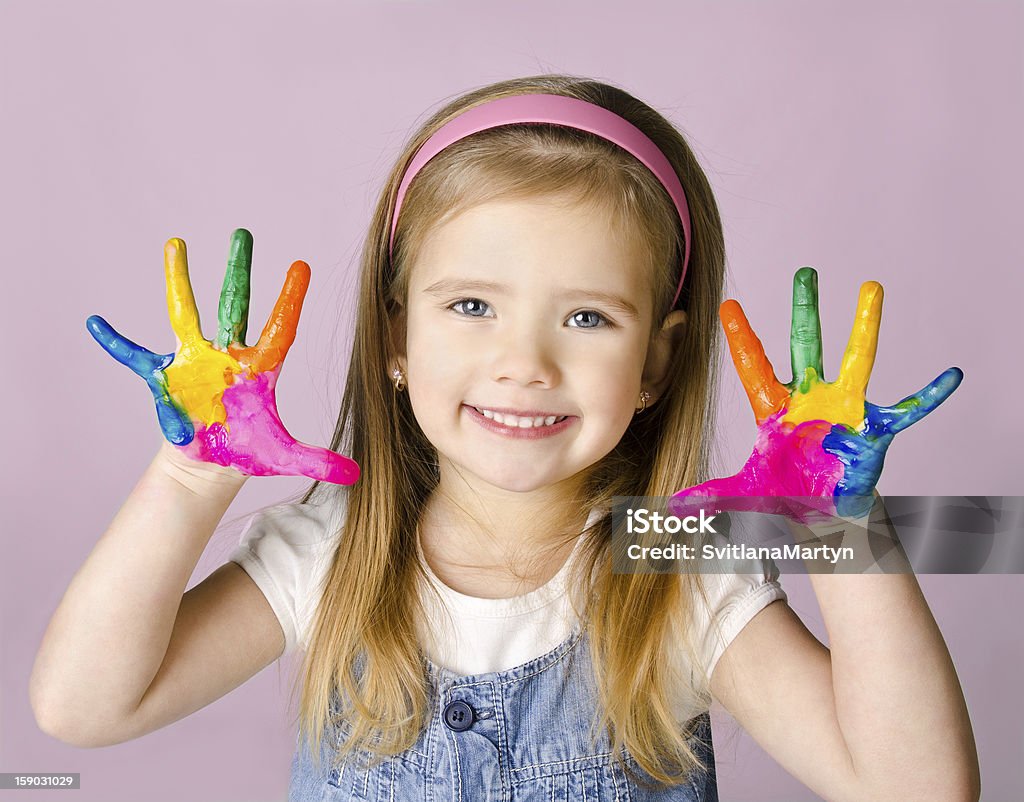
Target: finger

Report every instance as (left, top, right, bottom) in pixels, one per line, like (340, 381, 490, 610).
(86, 316, 194, 443)
(219, 375, 359, 483)
(214, 228, 253, 350)
(789, 267, 824, 387)
(86, 315, 175, 377)
(835, 281, 883, 397)
(244, 411, 361, 484)
(286, 441, 361, 485)
(719, 299, 790, 425)
(242, 261, 311, 374)
(164, 238, 206, 347)
(877, 367, 964, 435)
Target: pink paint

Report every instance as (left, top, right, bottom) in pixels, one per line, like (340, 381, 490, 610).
(670, 408, 845, 523)
(181, 370, 359, 484)
(749, 411, 844, 497)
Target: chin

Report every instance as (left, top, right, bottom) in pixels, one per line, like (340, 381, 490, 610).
(481, 473, 560, 494)
(468, 461, 575, 494)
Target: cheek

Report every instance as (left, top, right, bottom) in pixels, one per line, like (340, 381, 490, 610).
(579, 347, 644, 414)
(405, 320, 469, 398)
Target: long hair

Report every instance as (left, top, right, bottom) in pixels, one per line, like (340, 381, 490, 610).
(289, 74, 727, 786)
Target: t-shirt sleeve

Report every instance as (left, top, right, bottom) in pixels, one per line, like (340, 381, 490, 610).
(690, 513, 788, 683)
(695, 558, 787, 683)
(228, 498, 343, 656)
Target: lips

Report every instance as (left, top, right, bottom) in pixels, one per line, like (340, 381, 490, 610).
(471, 407, 568, 427)
(462, 404, 576, 439)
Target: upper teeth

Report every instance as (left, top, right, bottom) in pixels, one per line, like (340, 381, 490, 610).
(476, 408, 566, 428)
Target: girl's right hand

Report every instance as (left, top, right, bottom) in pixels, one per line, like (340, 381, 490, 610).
(86, 229, 360, 485)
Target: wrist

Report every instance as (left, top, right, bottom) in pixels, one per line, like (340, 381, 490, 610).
(155, 439, 250, 498)
(784, 491, 906, 573)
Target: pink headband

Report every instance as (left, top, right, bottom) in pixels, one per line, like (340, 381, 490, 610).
(388, 93, 692, 309)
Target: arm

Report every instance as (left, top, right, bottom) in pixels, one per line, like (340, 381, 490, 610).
(29, 442, 273, 746)
(683, 269, 978, 798)
(796, 496, 979, 798)
(710, 501, 980, 800)
(35, 231, 355, 746)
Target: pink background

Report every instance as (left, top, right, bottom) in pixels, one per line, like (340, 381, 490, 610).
(3, 1, 1021, 799)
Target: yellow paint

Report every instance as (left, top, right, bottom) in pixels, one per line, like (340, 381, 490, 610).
(836, 281, 883, 396)
(782, 283, 882, 431)
(781, 367, 865, 430)
(165, 239, 205, 346)
(161, 237, 247, 424)
(164, 341, 242, 425)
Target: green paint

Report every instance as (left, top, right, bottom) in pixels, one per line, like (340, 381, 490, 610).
(797, 365, 819, 395)
(215, 228, 253, 349)
(789, 266, 824, 387)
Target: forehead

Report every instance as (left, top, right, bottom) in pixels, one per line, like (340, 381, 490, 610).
(409, 196, 653, 297)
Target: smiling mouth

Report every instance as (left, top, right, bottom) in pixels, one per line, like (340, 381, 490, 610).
(469, 406, 570, 429)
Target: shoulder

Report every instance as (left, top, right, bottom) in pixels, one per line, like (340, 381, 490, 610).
(692, 566, 787, 676)
(680, 514, 788, 684)
(228, 490, 347, 654)
(231, 497, 342, 574)
(240, 494, 343, 542)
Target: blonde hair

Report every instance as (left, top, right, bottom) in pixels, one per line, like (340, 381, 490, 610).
(289, 74, 727, 787)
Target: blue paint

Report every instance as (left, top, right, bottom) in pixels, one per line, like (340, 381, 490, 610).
(86, 314, 194, 445)
(823, 367, 965, 518)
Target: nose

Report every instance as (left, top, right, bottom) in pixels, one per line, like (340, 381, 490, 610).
(488, 323, 561, 388)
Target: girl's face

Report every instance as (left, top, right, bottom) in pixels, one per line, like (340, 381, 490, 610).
(395, 195, 677, 495)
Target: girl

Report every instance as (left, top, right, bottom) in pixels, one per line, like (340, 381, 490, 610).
(31, 75, 979, 800)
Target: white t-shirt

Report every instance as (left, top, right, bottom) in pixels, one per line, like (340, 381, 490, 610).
(229, 498, 787, 692)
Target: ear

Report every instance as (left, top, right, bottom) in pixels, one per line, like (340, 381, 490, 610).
(387, 302, 408, 374)
(641, 310, 688, 401)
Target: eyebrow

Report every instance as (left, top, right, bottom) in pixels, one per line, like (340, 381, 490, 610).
(422, 278, 641, 320)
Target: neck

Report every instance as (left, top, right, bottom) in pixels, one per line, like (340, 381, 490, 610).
(417, 467, 592, 597)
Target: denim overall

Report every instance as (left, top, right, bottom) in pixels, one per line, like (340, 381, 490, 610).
(288, 622, 718, 801)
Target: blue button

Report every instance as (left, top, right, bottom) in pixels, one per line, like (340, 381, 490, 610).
(442, 700, 474, 732)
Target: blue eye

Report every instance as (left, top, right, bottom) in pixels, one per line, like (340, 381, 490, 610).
(567, 310, 610, 329)
(448, 299, 612, 329)
(450, 298, 492, 317)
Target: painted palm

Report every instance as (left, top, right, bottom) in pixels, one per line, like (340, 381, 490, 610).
(86, 229, 360, 484)
(669, 268, 962, 523)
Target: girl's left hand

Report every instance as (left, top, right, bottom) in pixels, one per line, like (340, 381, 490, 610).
(669, 267, 963, 523)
